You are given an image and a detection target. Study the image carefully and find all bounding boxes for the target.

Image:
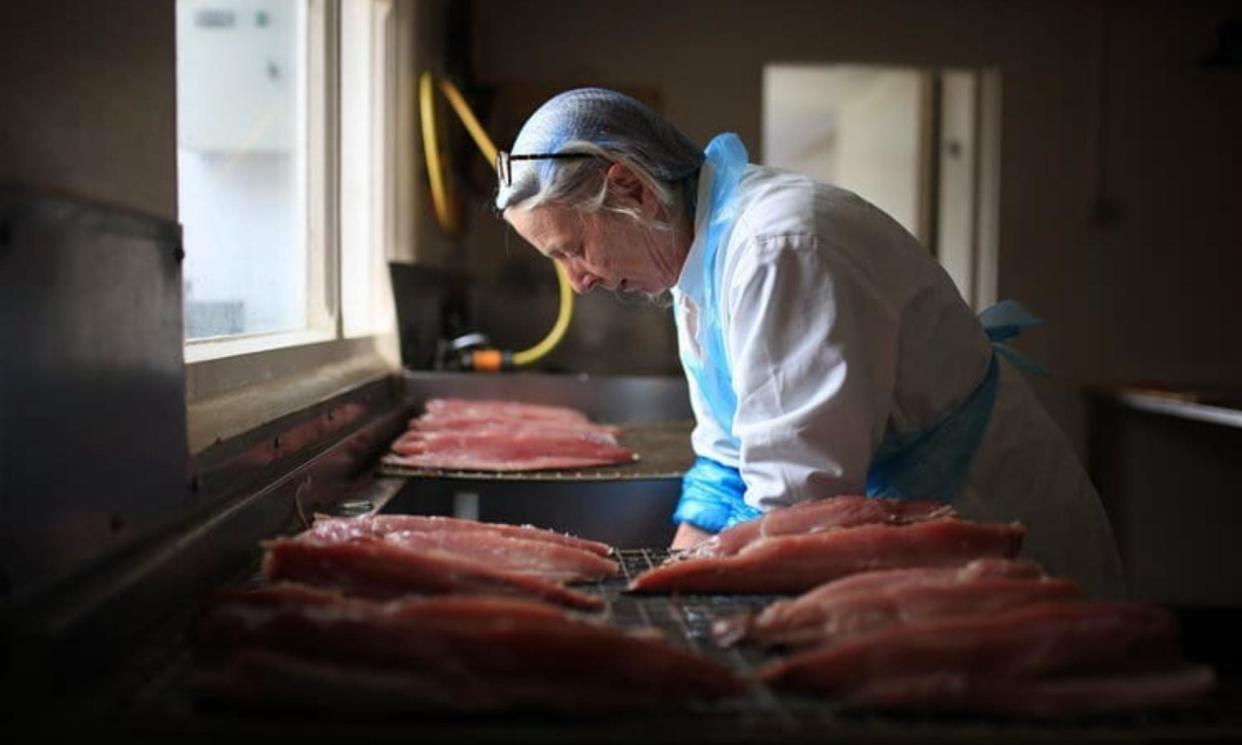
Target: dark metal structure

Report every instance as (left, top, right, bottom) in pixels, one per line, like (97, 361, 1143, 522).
(0, 190, 188, 598)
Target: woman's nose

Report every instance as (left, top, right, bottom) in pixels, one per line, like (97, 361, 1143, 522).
(565, 263, 599, 294)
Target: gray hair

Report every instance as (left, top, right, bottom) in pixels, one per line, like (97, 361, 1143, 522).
(496, 88, 703, 228)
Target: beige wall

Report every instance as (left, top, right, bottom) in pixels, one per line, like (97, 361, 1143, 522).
(0, 1, 178, 220)
(465, 0, 1242, 455)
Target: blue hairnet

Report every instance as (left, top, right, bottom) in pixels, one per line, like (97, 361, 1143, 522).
(495, 87, 704, 211)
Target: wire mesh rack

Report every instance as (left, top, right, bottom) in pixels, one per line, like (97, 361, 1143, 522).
(377, 422, 696, 482)
(79, 549, 1242, 743)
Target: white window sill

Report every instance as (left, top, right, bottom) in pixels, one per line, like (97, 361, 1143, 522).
(186, 332, 400, 455)
(184, 328, 340, 365)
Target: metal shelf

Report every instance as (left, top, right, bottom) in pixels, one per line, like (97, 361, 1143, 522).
(378, 421, 695, 482)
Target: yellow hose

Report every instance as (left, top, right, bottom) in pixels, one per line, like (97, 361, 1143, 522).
(418, 72, 458, 234)
(438, 79, 497, 164)
(512, 261, 574, 367)
(418, 72, 574, 369)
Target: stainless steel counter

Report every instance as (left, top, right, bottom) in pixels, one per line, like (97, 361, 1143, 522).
(384, 371, 697, 548)
(1105, 387, 1242, 430)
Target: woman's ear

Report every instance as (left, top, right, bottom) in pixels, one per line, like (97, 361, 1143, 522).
(605, 162, 650, 211)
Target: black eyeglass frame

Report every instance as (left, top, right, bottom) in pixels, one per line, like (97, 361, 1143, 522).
(495, 151, 599, 187)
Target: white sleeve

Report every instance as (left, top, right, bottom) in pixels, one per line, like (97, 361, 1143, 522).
(726, 233, 898, 509)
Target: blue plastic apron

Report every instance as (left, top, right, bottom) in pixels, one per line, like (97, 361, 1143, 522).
(673, 133, 1042, 533)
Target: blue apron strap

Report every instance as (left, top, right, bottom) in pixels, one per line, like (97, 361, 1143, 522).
(866, 299, 1046, 502)
(979, 299, 1047, 376)
(866, 354, 999, 502)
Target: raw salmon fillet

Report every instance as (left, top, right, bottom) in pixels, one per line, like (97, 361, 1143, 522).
(388, 398, 638, 472)
(263, 536, 604, 610)
(421, 398, 593, 423)
(716, 560, 1081, 648)
(378, 530, 619, 583)
(758, 601, 1214, 717)
(687, 495, 958, 559)
(767, 556, 1045, 600)
(307, 514, 614, 558)
(387, 429, 638, 472)
(406, 418, 622, 438)
(629, 518, 1025, 594)
(193, 584, 747, 712)
(759, 601, 1183, 690)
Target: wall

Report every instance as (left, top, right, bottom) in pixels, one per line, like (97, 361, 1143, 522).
(0, 1, 178, 220)
(0, 0, 186, 595)
(1092, 401, 1242, 604)
(464, 0, 1242, 456)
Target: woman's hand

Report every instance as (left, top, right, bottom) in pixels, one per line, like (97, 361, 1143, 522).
(670, 522, 713, 550)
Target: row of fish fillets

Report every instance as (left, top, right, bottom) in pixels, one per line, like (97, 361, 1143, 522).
(628, 496, 1216, 719)
(194, 514, 745, 712)
(382, 398, 639, 472)
(265, 514, 616, 609)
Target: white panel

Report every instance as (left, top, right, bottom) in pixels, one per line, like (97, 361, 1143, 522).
(763, 65, 924, 240)
(937, 70, 978, 304)
(835, 70, 924, 238)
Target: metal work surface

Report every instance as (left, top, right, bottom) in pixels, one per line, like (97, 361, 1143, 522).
(401, 371, 694, 423)
(57, 546, 1242, 744)
(3, 385, 409, 704)
(0, 189, 188, 597)
(379, 420, 696, 481)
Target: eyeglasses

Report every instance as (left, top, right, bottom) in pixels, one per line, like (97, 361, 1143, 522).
(495, 151, 599, 188)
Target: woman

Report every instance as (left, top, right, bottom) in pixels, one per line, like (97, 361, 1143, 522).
(495, 88, 1124, 599)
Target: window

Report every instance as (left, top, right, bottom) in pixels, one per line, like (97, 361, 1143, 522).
(762, 64, 1001, 310)
(177, 0, 404, 452)
(176, 0, 396, 362)
(339, 0, 397, 339)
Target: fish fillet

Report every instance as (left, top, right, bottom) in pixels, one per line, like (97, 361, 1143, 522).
(263, 536, 604, 609)
(629, 518, 1025, 594)
(194, 584, 746, 712)
(391, 398, 636, 472)
(406, 418, 622, 439)
(759, 601, 1183, 691)
(307, 514, 614, 557)
(388, 429, 638, 472)
(378, 529, 619, 583)
(772, 557, 1045, 601)
(422, 398, 592, 423)
(717, 570, 1082, 648)
(687, 495, 958, 559)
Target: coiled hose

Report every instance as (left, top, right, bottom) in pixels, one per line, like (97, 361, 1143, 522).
(419, 72, 573, 371)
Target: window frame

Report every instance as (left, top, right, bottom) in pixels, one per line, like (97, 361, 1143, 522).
(181, 0, 406, 455)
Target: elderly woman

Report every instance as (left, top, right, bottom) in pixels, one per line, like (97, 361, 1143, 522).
(494, 88, 1124, 598)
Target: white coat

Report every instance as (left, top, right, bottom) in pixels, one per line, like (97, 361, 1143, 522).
(671, 162, 1126, 599)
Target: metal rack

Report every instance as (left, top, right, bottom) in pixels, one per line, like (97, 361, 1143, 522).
(378, 421, 696, 482)
(74, 547, 1242, 743)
